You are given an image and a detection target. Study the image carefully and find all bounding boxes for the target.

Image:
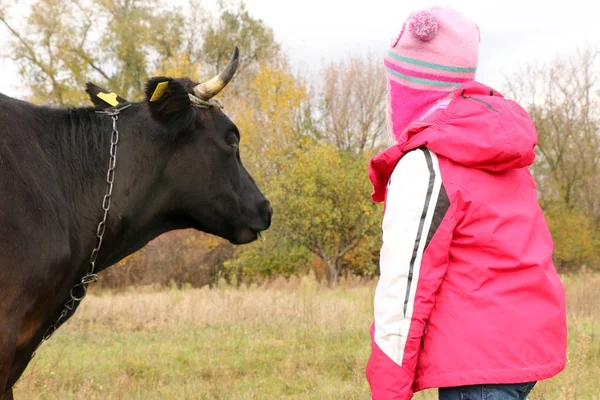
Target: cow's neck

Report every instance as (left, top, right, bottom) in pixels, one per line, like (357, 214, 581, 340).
(58, 105, 184, 275)
(39, 105, 168, 274)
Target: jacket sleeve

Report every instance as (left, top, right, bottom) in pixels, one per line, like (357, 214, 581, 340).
(366, 148, 454, 399)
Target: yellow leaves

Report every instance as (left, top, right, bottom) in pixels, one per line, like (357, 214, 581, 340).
(545, 204, 600, 272)
(267, 141, 381, 262)
(4, 0, 196, 104)
(247, 63, 306, 138)
(251, 63, 306, 111)
(154, 52, 200, 82)
(226, 61, 309, 187)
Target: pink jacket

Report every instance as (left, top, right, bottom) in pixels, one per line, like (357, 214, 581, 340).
(366, 81, 567, 399)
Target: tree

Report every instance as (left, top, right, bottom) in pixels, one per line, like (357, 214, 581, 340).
(222, 61, 385, 287)
(228, 142, 383, 287)
(201, 0, 280, 79)
(504, 48, 600, 216)
(318, 52, 390, 153)
(227, 61, 310, 184)
(543, 204, 600, 272)
(0, 0, 192, 105)
(0, 0, 280, 106)
(504, 47, 600, 270)
(270, 144, 382, 287)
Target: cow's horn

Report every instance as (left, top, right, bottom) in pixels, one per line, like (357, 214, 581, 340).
(194, 47, 240, 100)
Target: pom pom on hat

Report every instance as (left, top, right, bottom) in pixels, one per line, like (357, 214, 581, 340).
(408, 11, 438, 42)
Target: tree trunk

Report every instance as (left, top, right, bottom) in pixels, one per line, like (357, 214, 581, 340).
(326, 257, 343, 288)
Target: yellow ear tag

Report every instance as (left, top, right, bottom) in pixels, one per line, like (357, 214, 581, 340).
(150, 81, 169, 102)
(97, 92, 119, 107)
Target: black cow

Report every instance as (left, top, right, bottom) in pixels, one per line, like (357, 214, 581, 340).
(0, 48, 271, 399)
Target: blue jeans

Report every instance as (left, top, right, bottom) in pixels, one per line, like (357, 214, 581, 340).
(438, 382, 536, 400)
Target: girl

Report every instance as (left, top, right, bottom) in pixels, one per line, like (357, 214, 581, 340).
(366, 6, 567, 400)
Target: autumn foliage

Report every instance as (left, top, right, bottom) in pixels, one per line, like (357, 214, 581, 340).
(1, 0, 598, 289)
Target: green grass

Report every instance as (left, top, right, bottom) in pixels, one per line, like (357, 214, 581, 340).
(13, 274, 600, 399)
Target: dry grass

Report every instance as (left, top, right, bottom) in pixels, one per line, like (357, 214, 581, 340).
(13, 273, 600, 399)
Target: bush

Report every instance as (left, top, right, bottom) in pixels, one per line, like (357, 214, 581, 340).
(544, 203, 600, 272)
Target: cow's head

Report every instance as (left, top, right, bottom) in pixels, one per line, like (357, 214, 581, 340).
(148, 48, 271, 244)
(87, 48, 271, 246)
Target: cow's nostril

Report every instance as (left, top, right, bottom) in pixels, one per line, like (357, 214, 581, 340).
(261, 200, 273, 226)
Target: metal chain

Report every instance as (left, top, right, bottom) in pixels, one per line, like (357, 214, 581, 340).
(30, 104, 131, 360)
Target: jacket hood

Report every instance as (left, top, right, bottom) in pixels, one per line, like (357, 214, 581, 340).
(368, 81, 538, 203)
(400, 81, 538, 171)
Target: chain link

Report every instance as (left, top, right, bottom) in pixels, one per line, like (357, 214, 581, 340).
(31, 104, 130, 360)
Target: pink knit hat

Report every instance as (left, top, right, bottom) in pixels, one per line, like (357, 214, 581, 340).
(385, 6, 480, 140)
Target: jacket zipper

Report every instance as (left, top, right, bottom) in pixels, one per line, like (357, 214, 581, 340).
(461, 93, 501, 114)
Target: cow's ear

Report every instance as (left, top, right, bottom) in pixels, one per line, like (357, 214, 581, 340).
(85, 82, 128, 110)
(144, 77, 195, 134)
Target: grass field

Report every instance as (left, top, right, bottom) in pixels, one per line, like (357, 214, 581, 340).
(13, 273, 600, 399)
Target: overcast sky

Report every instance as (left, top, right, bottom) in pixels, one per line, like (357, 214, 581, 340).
(1, 0, 598, 99)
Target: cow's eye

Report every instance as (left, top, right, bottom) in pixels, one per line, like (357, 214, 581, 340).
(227, 133, 239, 149)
